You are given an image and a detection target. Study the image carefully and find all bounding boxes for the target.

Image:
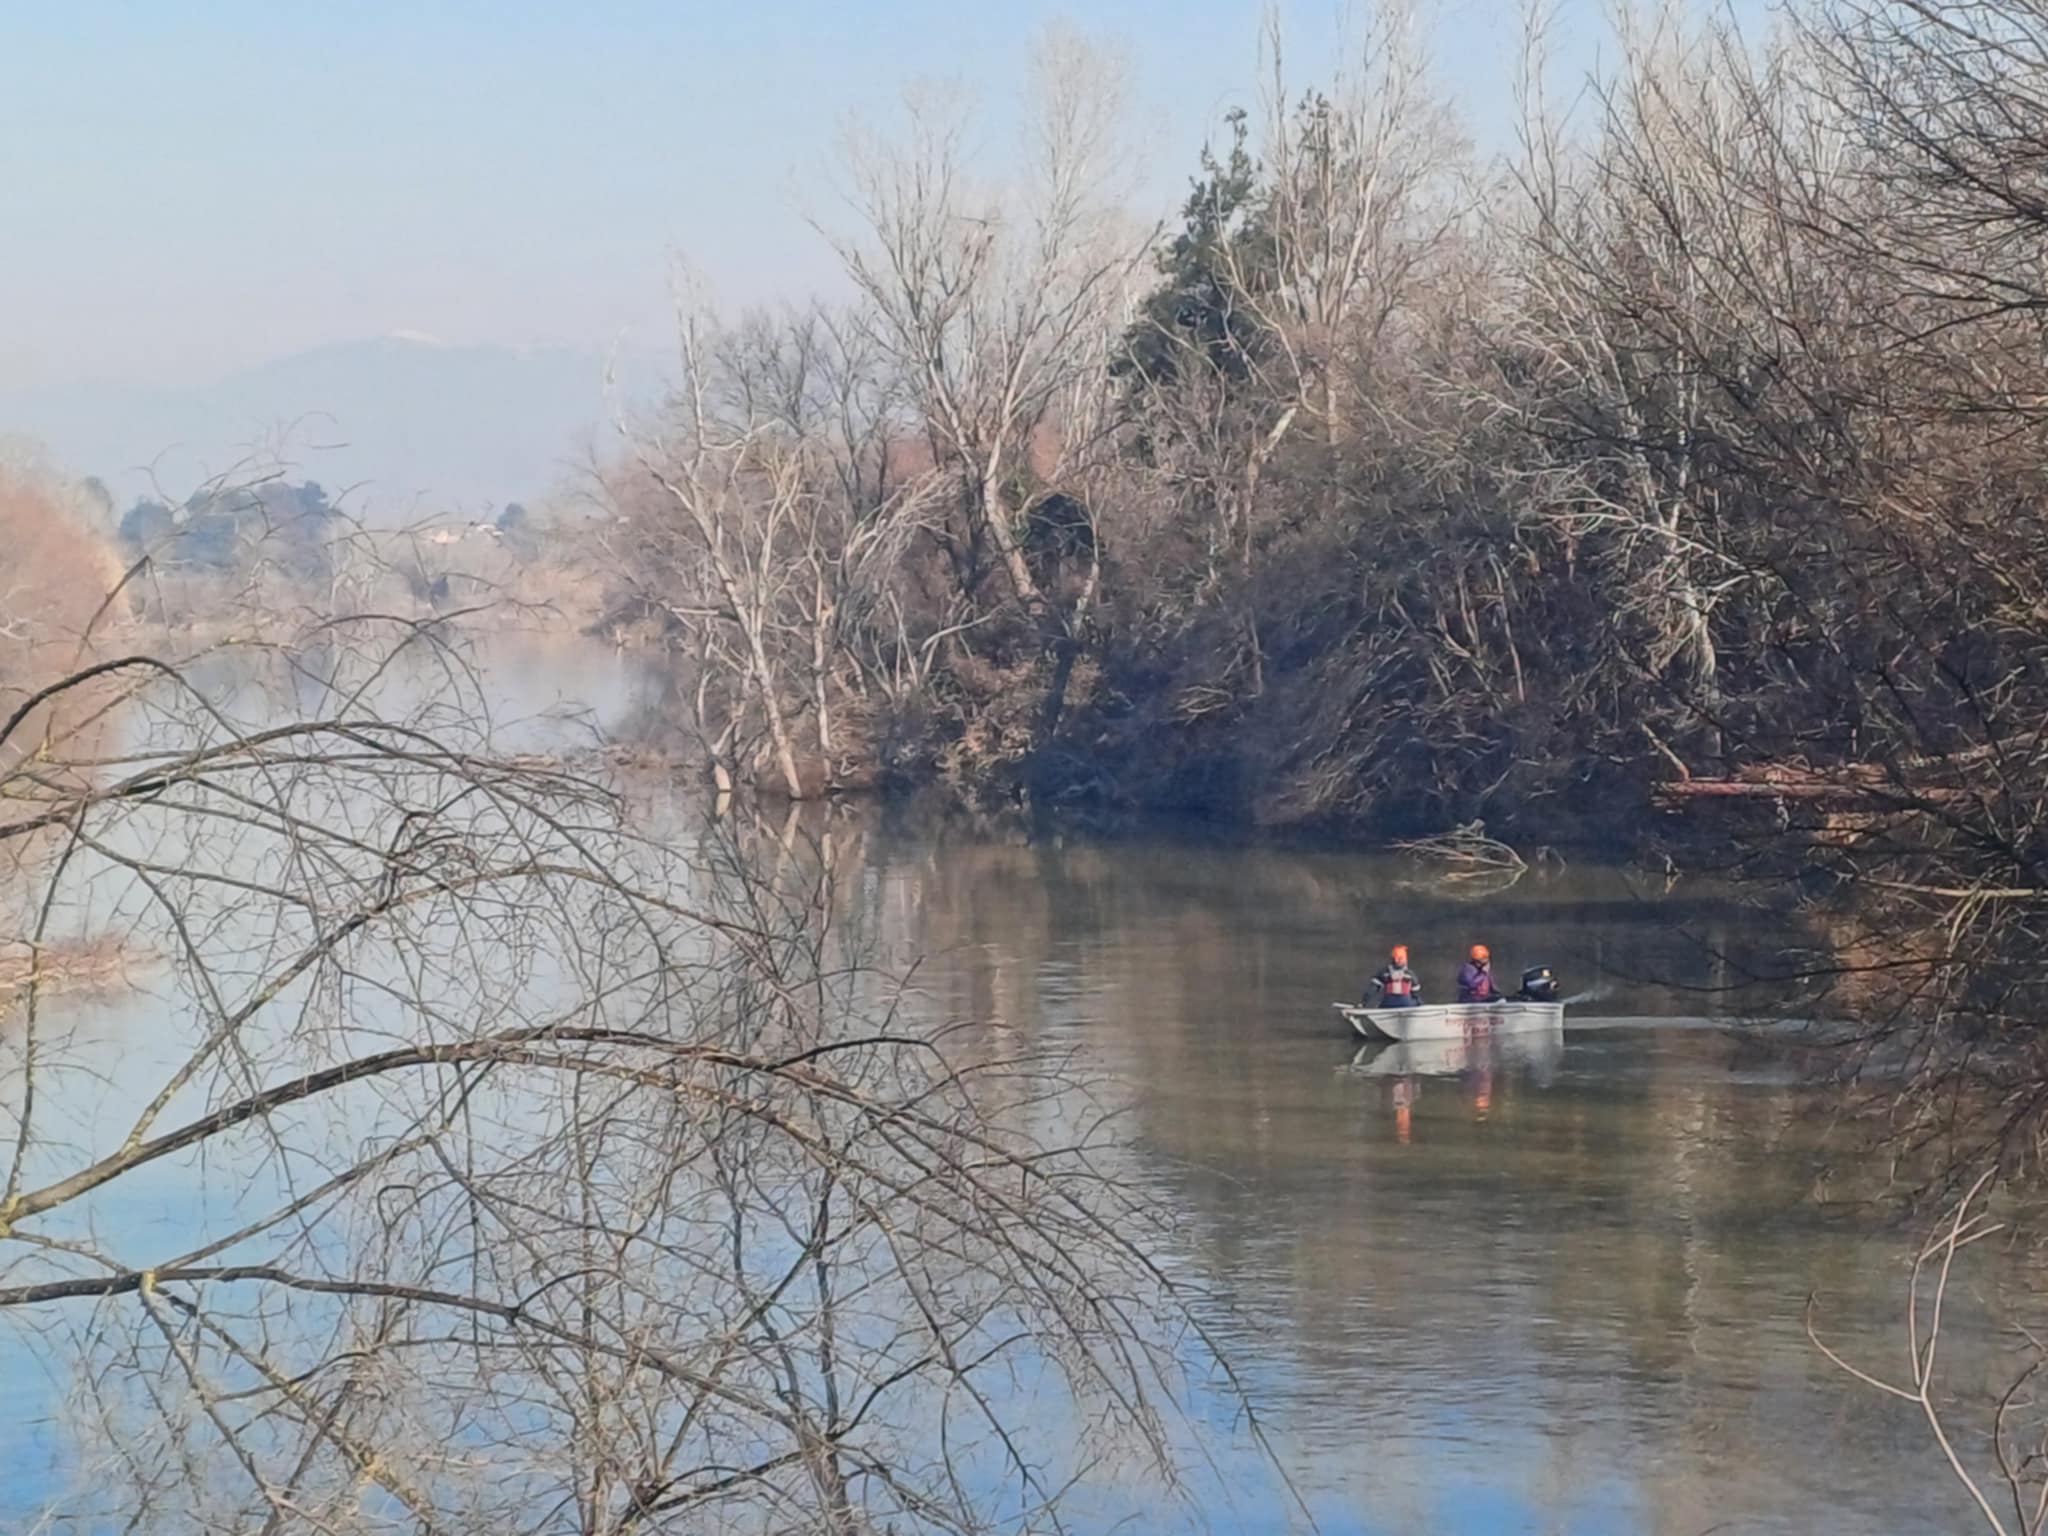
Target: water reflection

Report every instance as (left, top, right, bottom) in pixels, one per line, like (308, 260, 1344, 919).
(1348, 1023, 1565, 1140)
(847, 821, 2012, 1535)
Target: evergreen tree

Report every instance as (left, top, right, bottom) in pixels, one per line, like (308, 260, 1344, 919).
(1115, 110, 1278, 393)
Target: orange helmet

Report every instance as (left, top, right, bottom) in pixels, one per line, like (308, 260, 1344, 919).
(1470, 944, 1490, 963)
(1390, 944, 1409, 965)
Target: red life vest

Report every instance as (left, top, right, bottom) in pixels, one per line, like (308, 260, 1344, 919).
(1381, 965, 1416, 997)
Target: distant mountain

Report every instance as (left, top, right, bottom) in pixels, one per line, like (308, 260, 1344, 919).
(0, 336, 668, 521)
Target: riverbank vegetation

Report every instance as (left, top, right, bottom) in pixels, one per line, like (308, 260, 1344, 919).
(597, 0, 2048, 1162)
(597, 0, 2041, 839)
(0, 454, 129, 692)
(102, 473, 600, 635)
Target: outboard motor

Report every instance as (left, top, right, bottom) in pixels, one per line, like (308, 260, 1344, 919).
(1516, 965, 1559, 1003)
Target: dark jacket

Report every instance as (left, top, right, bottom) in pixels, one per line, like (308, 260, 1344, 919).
(1456, 960, 1498, 1002)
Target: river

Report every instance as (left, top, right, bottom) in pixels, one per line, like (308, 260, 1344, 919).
(846, 818, 2000, 1533)
(0, 636, 2017, 1534)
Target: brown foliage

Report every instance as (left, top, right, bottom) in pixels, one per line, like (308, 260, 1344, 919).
(0, 468, 133, 787)
(0, 468, 126, 679)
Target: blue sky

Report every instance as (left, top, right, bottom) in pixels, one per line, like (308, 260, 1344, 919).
(3, 0, 1772, 390)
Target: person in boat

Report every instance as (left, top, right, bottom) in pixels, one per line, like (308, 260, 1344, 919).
(1369, 944, 1422, 1007)
(1456, 944, 1499, 1003)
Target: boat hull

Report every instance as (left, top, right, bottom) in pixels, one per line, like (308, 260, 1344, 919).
(1336, 1000, 1565, 1043)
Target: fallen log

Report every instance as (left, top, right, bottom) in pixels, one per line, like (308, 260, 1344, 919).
(1654, 765, 1969, 809)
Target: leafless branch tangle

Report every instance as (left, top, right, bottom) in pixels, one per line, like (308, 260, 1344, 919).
(0, 598, 1271, 1535)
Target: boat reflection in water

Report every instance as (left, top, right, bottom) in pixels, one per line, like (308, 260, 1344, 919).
(1349, 1018, 1565, 1139)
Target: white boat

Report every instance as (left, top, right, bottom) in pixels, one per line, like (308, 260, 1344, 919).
(1334, 999, 1566, 1043)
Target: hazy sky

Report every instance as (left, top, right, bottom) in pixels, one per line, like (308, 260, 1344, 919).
(4, 0, 1771, 391)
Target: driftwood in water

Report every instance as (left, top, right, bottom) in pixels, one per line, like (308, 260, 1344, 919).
(1394, 820, 1526, 875)
(1393, 821, 1549, 899)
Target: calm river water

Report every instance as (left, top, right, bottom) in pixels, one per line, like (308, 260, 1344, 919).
(844, 817, 2005, 1534)
(0, 638, 2019, 1534)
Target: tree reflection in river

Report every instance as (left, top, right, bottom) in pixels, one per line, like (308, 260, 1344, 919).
(845, 820, 2022, 1534)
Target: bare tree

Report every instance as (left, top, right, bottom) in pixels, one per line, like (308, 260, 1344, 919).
(826, 28, 1144, 632)
(1250, 0, 1463, 448)
(0, 620, 1272, 1533)
(611, 308, 817, 799)
(1810, 1171, 2048, 1536)
(603, 296, 945, 798)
